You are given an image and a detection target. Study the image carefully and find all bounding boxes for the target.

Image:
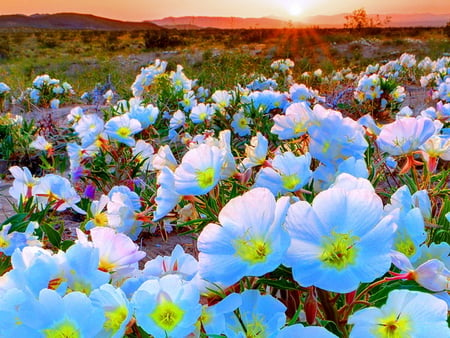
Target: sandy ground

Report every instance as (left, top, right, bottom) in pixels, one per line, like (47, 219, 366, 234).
(0, 180, 15, 223)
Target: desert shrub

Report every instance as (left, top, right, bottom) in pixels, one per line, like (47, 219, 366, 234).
(80, 30, 96, 43)
(0, 35, 11, 59)
(143, 30, 183, 49)
(445, 21, 450, 37)
(36, 32, 60, 48)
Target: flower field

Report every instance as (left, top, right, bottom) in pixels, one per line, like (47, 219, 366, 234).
(0, 44, 449, 337)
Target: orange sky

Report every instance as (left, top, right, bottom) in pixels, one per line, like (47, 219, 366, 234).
(2, 0, 449, 21)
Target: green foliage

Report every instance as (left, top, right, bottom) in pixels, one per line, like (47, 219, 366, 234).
(0, 118, 37, 161)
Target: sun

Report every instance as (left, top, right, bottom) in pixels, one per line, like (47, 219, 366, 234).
(288, 3, 303, 17)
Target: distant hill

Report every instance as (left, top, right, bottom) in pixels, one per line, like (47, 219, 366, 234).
(152, 13, 450, 29)
(0, 13, 162, 30)
(150, 16, 302, 29)
(303, 13, 450, 28)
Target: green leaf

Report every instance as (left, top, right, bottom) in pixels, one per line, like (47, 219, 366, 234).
(61, 240, 75, 251)
(255, 277, 299, 291)
(1, 213, 29, 231)
(0, 256, 11, 276)
(316, 319, 343, 337)
(41, 223, 62, 248)
(369, 280, 427, 308)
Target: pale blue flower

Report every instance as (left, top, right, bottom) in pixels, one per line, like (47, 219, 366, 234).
(231, 111, 252, 136)
(284, 174, 396, 293)
(132, 274, 201, 337)
(65, 243, 110, 294)
(0, 222, 39, 256)
(174, 144, 224, 196)
(254, 151, 312, 195)
(170, 64, 192, 92)
(73, 113, 105, 148)
(154, 166, 181, 221)
(308, 109, 368, 166)
(107, 186, 143, 240)
(105, 114, 142, 147)
(349, 290, 449, 337)
(34, 174, 85, 214)
(143, 244, 198, 282)
(2, 247, 69, 297)
(131, 59, 167, 97)
(313, 157, 369, 191)
(90, 284, 133, 338)
(384, 186, 428, 263)
(169, 109, 186, 129)
(19, 289, 105, 337)
(271, 102, 313, 140)
(198, 293, 241, 336)
(189, 103, 214, 124)
(289, 83, 314, 103)
(0, 82, 10, 94)
(376, 116, 435, 156)
(180, 90, 197, 112)
(128, 102, 160, 129)
(384, 185, 431, 220)
(0, 288, 37, 337)
(198, 187, 290, 286)
(76, 226, 145, 284)
(223, 290, 286, 337)
(390, 250, 449, 292)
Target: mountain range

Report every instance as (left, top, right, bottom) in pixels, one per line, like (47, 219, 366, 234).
(0, 12, 448, 30)
(151, 13, 450, 29)
(0, 13, 161, 30)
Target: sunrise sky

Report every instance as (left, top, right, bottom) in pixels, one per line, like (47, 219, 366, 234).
(2, 0, 449, 22)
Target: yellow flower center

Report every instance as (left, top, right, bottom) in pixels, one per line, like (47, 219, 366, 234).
(199, 112, 207, 121)
(394, 236, 416, 257)
(238, 117, 248, 128)
(246, 318, 267, 337)
(281, 174, 301, 191)
(98, 258, 116, 273)
(374, 313, 411, 337)
(196, 167, 215, 189)
(322, 141, 331, 153)
(93, 212, 108, 227)
(117, 126, 131, 138)
(70, 279, 91, 294)
(43, 320, 80, 338)
(199, 306, 212, 326)
(234, 237, 271, 264)
(320, 232, 359, 270)
(293, 122, 306, 134)
(104, 305, 128, 334)
(0, 237, 9, 248)
(150, 301, 184, 332)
